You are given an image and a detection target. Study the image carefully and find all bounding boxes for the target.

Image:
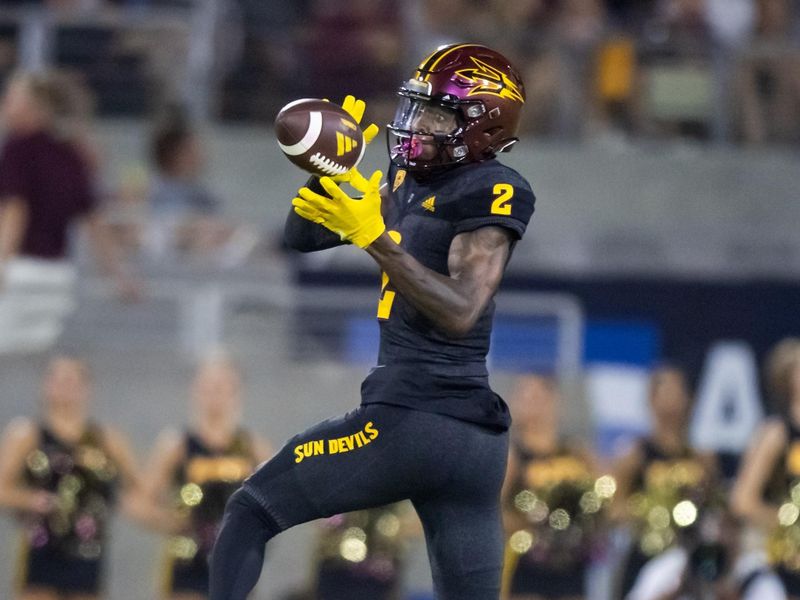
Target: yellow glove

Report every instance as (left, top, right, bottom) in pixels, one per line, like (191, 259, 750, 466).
(292, 169, 385, 249)
(333, 95, 379, 184)
(341, 95, 380, 145)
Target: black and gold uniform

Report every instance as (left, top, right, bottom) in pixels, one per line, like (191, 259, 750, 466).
(313, 503, 409, 600)
(17, 423, 118, 595)
(766, 422, 800, 596)
(361, 160, 535, 430)
(503, 442, 613, 598)
(620, 438, 711, 597)
(164, 430, 258, 595)
(210, 158, 536, 599)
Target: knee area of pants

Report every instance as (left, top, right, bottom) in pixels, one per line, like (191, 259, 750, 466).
(226, 487, 281, 534)
(227, 487, 261, 514)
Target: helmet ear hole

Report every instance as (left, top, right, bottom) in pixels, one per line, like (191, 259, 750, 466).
(483, 127, 516, 156)
(488, 107, 501, 119)
(486, 126, 503, 139)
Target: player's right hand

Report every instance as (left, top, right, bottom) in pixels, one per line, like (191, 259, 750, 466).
(293, 169, 385, 249)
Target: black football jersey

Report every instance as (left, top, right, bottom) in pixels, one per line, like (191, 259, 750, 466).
(360, 159, 536, 430)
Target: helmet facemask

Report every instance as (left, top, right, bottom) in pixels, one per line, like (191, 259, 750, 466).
(387, 79, 476, 173)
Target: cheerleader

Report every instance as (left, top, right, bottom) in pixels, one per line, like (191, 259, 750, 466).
(0, 355, 158, 600)
(612, 365, 718, 599)
(145, 357, 272, 600)
(311, 502, 418, 600)
(732, 338, 800, 600)
(502, 375, 611, 600)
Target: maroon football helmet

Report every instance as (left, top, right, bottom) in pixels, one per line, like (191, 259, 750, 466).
(387, 43, 526, 172)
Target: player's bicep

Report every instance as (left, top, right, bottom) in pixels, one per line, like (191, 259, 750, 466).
(448, 226, 512, 309)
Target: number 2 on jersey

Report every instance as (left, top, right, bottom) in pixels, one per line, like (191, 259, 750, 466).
(491, 183, 514, 215)
(377, 230, 403, 320)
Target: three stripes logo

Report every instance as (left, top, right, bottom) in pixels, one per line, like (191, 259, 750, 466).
(336, 119, 360, 156)
(421, 196, 436, 212)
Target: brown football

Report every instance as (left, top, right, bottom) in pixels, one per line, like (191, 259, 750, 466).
(274, 99, 365, 177)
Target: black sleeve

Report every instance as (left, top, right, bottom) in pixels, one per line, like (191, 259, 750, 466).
(454, 175, 536, 241)
(283, 176, 350, 253)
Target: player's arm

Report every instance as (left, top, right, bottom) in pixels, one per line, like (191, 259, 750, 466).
(730, 418, 787, 529)
(0, 417, 56, 514)
(284, 176, 353, 252)
(284, 175, 390, 253)
(284, 95, 382, 254)
(367, 226, 512, 338)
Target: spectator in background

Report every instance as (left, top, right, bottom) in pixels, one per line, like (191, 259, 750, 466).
(736, 0, 800, 144)
(143, 356, 271, 600)
(732, 338, 800, 600)
(146, 110, 259, 266)
(611, 365, 718, 599)
(554, 0, 609, 137)
(302, 0, 402, 125)
(0, 355, 169, 600)
(482, 0, 562, 136)
(0, 71, 137, 355)
(501, 375, 609, 600)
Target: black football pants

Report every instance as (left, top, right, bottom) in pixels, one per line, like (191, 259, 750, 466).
(209, 403, 509, 600)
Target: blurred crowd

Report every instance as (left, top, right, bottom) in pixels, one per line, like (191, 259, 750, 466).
(0, 0, 798, 144)
(0, 70, 262, 353)
(421, 0, 800, 143)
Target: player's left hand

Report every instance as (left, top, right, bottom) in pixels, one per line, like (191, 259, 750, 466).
(292, 169, 385, 249)
(333, 95, 379, 185)
(340, 95, 380, 146)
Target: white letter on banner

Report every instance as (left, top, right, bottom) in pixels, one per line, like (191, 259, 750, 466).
(690, 341, 763, 453)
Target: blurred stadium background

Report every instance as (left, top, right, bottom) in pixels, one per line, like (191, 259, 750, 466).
(0, 0, 799, 598)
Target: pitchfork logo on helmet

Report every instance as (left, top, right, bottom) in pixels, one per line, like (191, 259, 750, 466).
(387, 43, 526, 173)
(454, 57, 525, 103)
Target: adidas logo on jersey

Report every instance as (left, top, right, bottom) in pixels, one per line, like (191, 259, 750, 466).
(421, 196, 436, 212)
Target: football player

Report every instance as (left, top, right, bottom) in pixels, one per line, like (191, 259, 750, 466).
(209, 43, 536, 600)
